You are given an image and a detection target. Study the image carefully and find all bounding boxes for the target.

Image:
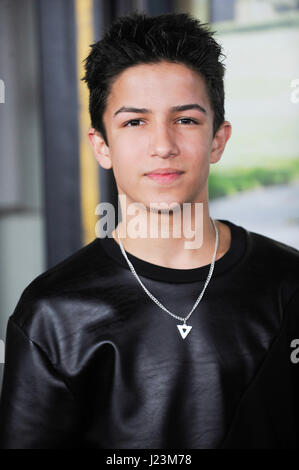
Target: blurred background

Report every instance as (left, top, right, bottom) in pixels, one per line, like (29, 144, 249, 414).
(0, 0, 299, 388)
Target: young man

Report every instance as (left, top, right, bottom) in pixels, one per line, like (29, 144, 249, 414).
(0, 12, 298, 449)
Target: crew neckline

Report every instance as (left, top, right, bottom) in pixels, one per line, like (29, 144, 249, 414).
(97, 219, 248, 283)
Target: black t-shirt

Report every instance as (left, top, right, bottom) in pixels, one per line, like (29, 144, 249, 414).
(0, 219, 298, 449)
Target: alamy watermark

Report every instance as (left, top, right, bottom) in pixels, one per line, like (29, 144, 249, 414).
(290, 78, 299, 104)
(0, 337, 298, 365)
(0, 339, 5, 364)
(0, 79, 5, 104)
(95, 196, 204, 249)
(290, 339, 299, 364)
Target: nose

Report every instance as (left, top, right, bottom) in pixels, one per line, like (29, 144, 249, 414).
(149, 124, 180, 158)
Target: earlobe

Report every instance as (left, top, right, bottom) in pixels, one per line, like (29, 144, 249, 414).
(210, 121, 232, 164)
(87, 128, 112, 170)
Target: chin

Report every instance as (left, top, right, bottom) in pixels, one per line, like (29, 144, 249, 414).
(145, 199, 185, 213)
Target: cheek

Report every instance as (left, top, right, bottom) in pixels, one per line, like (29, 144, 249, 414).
(111, 134, 145, 173)
(111, 150, 140, 188)
(181, 126, 212, 153)
(184, 141, 210, 171)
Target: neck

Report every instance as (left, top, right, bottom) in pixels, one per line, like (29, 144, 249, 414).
(112, 202, 231, 269)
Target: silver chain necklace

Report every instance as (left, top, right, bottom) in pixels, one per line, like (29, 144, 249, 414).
(116, 218, 219, 340)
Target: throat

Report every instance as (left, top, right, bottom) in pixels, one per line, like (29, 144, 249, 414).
(112, 220, 231, 270)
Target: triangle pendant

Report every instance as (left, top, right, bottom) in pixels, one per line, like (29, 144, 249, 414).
(177, 324, 192, 339)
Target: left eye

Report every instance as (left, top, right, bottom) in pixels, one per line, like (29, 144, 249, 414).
(177, 118, 198, 125)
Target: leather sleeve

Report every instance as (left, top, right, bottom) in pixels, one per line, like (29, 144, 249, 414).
(0, 317, 82, 449)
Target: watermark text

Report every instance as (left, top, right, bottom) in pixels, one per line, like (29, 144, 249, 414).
(0, 340, 5, 364)
(290, 339, 299, 364)
(95, 196, 204, 249)
(0, 79, 5, 104)
(290, 78, 299, 104)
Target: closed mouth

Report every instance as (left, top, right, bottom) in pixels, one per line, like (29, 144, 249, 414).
(145, 170, 184, 176)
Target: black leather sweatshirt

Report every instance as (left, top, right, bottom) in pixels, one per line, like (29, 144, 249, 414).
(0, 219, 298, 449)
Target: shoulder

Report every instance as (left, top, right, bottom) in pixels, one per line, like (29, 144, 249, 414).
(244, 226, 299, 302)
(246, 227, 299, 268)
(10, 237, 119, 358)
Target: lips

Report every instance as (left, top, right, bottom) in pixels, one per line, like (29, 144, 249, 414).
(145, 168, 184, 175)
(145, 170, 184, 184)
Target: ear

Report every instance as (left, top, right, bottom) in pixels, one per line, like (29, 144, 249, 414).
(210, 121, 232, 164)
(87, 128, 112, 170)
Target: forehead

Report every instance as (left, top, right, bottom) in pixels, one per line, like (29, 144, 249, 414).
(106, 61, 211, 113)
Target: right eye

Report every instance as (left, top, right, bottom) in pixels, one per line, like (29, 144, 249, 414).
(124, 119, 145, 127)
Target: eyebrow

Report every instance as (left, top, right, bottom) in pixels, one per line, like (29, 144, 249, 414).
(113, 103, 207, 118)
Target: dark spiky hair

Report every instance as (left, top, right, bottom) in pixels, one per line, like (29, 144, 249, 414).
(82, 12, 226, 146)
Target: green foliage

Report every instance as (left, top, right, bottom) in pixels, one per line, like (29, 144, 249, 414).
(209, 158, 299, 200)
